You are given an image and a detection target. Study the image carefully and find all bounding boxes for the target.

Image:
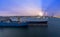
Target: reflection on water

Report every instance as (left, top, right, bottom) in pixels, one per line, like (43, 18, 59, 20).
(0, 27, 48, 37)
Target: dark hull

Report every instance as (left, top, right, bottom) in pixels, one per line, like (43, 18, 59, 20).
(27, 21, 48, 27)
(27, 21, 48, 24)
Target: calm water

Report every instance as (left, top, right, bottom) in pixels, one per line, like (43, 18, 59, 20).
(0, 18, 60, 37)
(0, 27, 48, 37)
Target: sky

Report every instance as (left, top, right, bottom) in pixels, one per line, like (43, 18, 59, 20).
(0, 0, 60, 16)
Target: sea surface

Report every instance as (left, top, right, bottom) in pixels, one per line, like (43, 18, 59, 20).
(0, 17, 60, 37)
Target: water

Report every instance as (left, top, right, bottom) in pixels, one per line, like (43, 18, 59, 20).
(0, 17, 60, 37)
(0, 27, 48, 37)
(48, 17, 60, 37)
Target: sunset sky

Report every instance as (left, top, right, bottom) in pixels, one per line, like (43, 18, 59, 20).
(0, 0, 60, 16)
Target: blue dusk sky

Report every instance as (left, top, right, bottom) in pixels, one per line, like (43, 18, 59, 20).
(0, 0, 60, 16)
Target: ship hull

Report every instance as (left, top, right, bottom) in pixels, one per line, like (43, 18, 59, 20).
(0, 22, 28, 27)
(0, 21, 48, 27)
(27, 21, 48, 27)
(27, 21, 48, 24)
